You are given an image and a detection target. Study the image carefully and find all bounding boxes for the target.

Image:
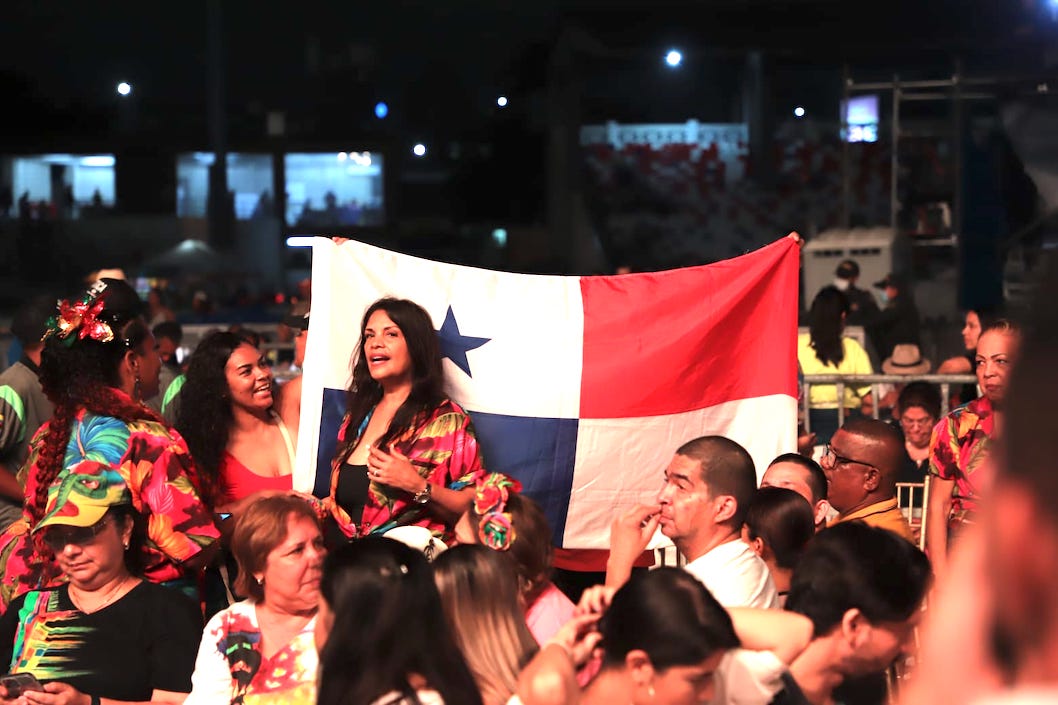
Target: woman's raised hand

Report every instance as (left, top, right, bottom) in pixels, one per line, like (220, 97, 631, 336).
(575, 584, 616, 617)
(366, 444, 426, 494)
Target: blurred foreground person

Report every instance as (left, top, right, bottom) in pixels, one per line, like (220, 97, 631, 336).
(779, 522, 931, 705)
(901, 264, 1058, 704)
(315, 536, 483, 705)
(582, 568, 739, 705)
(434, 545, 538, 705)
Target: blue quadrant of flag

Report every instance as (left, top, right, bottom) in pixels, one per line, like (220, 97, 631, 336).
(313, 388, 578, 544)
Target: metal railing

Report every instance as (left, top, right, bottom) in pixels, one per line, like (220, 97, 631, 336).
(802, 373, 977, 430)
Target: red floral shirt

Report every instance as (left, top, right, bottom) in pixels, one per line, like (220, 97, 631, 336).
(0, 406, 219, 610)
(929, 396, 994, 517)
(326, 399, 485, 542)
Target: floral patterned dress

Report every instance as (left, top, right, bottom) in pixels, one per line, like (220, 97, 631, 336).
(325, 399, 486, 542)
(0, 402, 220, 609)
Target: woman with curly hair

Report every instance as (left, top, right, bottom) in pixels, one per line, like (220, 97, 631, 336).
(325, 298, 486, 543)
(175, 331, 298, 530)
(0, 278, 219, 610)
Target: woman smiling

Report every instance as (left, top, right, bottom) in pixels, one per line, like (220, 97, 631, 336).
(177, 332, 299, 530)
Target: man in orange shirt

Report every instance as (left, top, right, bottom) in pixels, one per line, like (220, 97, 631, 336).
(822, 418, 914, 542)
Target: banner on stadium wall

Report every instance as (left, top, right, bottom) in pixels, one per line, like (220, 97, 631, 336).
(295, 237, 800, 549)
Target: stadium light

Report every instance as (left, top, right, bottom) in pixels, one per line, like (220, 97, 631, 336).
(665, 50, 682, 68)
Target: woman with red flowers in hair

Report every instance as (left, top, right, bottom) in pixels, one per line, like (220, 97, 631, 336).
(324, 298, 486, 545)
(0, 278, 219, 610)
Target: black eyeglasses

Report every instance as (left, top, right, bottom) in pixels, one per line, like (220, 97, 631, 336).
(822, 443, 879, 471)
(43, 515, 113, 553)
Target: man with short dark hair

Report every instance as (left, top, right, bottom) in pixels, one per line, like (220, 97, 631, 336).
(822, 417, 914, 542)
(774, 522, 931, 704)
(608, 436, 779, 608)
(0, 295, 56, 526)
(762, 453, 829, 531)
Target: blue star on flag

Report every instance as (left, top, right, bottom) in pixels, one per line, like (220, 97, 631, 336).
(436, 306, 490, 378)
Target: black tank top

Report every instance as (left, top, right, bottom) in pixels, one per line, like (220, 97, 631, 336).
(336, 463, 370, 521)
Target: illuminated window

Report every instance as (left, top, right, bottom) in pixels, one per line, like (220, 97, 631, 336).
(4, 154, 115, 217)
(284, 152, 384, 228)
(175, 153, 275, 219)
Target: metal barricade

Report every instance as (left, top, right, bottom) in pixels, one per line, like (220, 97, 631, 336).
(801, 373, 978, 431)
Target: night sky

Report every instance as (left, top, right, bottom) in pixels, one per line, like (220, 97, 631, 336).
(2, 0, 1050, 138)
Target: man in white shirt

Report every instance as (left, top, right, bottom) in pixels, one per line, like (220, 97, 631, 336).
(607, 436, 780, 609)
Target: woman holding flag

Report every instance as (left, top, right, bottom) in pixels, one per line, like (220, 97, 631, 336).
(324, 297, 486, 545)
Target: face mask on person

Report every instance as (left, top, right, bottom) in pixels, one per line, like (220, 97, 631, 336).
(877, 290, 889, 305)
(833, 278, 850, 291)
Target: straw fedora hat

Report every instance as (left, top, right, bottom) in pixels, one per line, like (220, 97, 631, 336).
(882, 344, 932, 375)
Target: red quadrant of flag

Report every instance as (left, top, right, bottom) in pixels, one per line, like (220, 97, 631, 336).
(578, 237, 800, 419)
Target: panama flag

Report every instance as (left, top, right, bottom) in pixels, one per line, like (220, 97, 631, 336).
(295, 237, 800, 549)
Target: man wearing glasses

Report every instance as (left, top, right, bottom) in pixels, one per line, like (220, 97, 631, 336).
(820, 418, 914, 542)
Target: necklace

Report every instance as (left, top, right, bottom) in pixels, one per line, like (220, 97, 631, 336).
(70, 576, 134, 614)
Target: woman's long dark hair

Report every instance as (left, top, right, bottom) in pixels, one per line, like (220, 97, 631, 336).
(174, 331, 253, 504)
(317, 537, 483, 705)
(335, 298, 446, 463)
(599, 567, 740, 670)
(808, 286, 850, 367)
(31, 279, 160, 529)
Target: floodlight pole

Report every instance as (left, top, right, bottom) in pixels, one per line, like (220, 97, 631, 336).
(207, 0, 231, 249)
(841, 64, 851, 228)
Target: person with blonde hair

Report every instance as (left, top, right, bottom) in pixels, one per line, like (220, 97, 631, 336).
(433, 545, 538, 705)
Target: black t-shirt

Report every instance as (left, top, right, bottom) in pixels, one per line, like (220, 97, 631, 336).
(769, 671, 811, 705)
(0, 581, 202, 701)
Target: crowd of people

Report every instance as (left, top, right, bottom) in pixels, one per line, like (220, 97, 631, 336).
(0, 248, 1051, 705)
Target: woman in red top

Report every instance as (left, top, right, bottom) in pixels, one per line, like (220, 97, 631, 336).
(176, 332, 299, 533)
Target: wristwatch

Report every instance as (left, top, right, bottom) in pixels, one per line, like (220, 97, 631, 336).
(412, 482, 432, 504)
